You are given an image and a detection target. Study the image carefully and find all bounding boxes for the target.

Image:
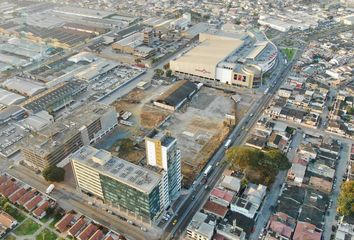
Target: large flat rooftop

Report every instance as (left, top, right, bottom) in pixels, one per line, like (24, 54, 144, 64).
(22, 103, 114, 156)
(171, 34, 243, 68)
(146, 129, 176, 147)
(73, 146, 161, 194)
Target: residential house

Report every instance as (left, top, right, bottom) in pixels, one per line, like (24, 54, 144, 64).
(287, 163, 306, 186)
(220, 176, 241, 193)
(68, 218, 87, 237)
(293, 222, 321, 240)
(203, 201, 228, 219)
(33, 201, 50, 219)
(231, 184, 266, 219)
(0, 211, 17, 237)
(77, 223, 98, 240)
(307, 162, 335, 179)
(186, 212, 215, 240)
(266, 212, 295, 240)
(216, 221, 246, 240)
(210, 188, 235, 207)
(55, 213, 75, 233)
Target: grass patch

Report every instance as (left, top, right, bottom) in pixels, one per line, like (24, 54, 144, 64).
(3, 203, 26, 222)
(14, 219, 40, 236)
(5, 235, 16, 240)
(49, 212, 63, 228)
(282, 48, 296, 61)
(36, 228, 57, 240)
(39, 214, 52, 223)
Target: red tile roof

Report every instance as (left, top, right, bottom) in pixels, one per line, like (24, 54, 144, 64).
(89, 229, 104, 240)
(203, 200, 228, 218)
(68, 218, 86, 236)
(78, 224, 98, 240)
(104, 236, 114, 240)
(293, 222, 321, 240)
(33, 201, 50, 218)
(9, 188, 27, 203)
(3, 184, 19, 198)
(0, 179, 14, 195)
(17, 189, 36, 205)
(0, 175, 8, 185)
(24, 195, 42, 211)
(55, 213, 74, 233)
(210, 188, 234, 203)
(269, 221, 293, 238)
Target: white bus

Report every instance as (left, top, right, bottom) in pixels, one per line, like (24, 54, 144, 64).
(224, 139, 232, 149)
(203, 165, 213, 177)
(46, 184, 55, 194)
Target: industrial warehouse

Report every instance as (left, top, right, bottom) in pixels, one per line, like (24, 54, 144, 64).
(153, 80, 199, 111)
(170, 30, 278, 88)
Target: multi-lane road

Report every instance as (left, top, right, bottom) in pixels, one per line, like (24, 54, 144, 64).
(162, 51, 299, 239)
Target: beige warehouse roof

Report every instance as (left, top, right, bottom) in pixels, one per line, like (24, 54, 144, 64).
(170, 34, 243, 79)
(174, 38, 243, 66)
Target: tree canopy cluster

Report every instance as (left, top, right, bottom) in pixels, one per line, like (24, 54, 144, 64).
(118, 138, 135, 155)
(226, 146, 291, 186)
(337, 180, 354, 217)
(42, 166, 65, 182)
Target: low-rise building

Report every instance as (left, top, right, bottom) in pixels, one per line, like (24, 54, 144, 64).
(220, 175, 241, 193)
(231, 184, 266, 219)
(293, 222, 321, 240)
(0, 211, 17, 237)
(266, 212, 296, 240)
(203, 201, 228, 219)
(209, 188, 235, 207)
(186, 212, 215, 240)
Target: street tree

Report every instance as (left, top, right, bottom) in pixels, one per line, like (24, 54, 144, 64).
(337, 180, 354, 217)
(42, 166, 65, 182)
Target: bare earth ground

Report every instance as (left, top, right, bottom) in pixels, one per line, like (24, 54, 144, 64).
(110, 84, 260, 186)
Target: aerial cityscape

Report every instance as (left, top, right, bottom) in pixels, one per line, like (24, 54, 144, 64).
(0, 0, 353, 240)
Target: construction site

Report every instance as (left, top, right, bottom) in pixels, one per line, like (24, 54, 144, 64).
(108, 80, 260, 186)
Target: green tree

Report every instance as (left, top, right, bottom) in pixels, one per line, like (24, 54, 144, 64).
(154, 68, 164, 77)
(265, 150, 291, 170)
(0, 196, 8, 208)
(42, 166, 65, 182)
(337, 180, 354, 216)
(166, 69, 172, 77)
(226, 147, 290, 186)
(241, 178, 248, 188)
(347, 107, 354, 115)
(118, 138, 134, 154)
(226, 146, 260, 170)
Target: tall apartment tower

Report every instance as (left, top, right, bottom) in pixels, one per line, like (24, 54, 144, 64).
(145, 130, 182, 207)
(143, 28, 153, 46)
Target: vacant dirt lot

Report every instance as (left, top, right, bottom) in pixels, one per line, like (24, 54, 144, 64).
(109, 82, 260, 186)
(160, 87, 236, 186)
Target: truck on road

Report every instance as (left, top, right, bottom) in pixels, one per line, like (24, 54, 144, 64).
(203, 165, 213, 177)
(46, 184, 55, 194)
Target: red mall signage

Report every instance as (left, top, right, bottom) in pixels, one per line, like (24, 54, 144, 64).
(195, 68, 211, 74)
(234, 74, 246, 81)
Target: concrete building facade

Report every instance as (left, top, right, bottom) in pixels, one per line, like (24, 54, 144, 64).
(21, 103, 117, 170)
(145, 130, 182, 208)
(71, 146, 163, 221)
(170, 31, 277, 88)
